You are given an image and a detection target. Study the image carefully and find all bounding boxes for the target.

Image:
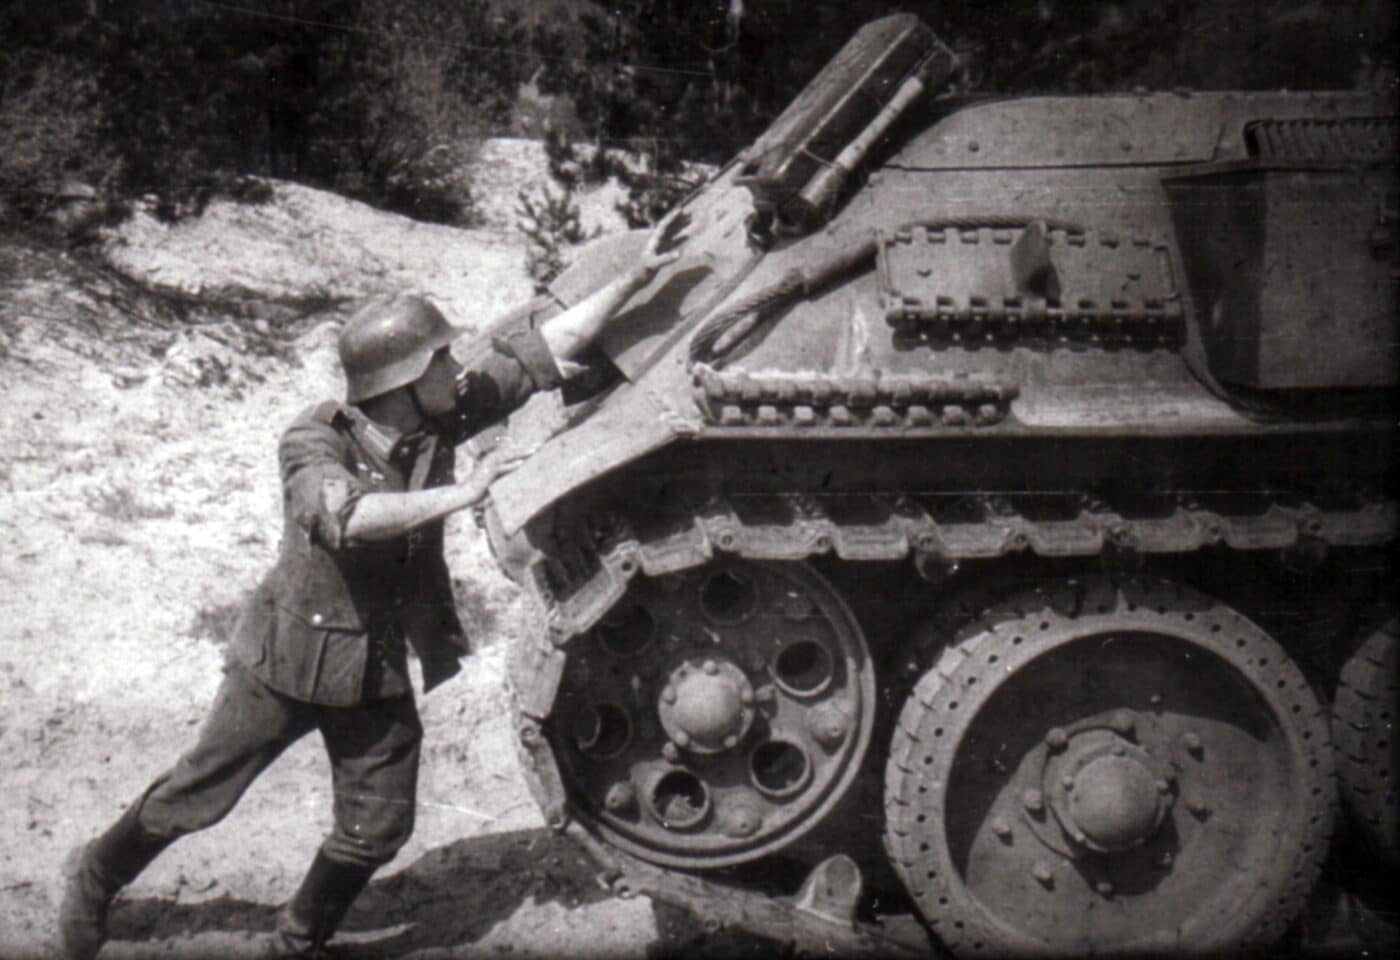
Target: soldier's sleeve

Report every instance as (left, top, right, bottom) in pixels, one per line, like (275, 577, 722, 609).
(447, 313, 563, 443)
(279, 406, 367, 552)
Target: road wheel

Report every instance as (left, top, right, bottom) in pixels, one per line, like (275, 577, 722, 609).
(884, 577, 1335, 956)
(1332, 616, 1398, 866)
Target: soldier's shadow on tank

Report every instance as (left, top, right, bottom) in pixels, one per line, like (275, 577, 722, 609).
(603, 265, 711, 355)
(110, 827, 780, 957)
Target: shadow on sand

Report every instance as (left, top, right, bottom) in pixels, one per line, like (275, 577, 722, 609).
(110, 826, 780, 958)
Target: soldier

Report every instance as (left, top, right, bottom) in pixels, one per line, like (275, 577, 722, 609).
(59, 214, 687, 959)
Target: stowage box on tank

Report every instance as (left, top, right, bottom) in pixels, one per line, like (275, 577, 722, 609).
(478, 14, 1398, 957)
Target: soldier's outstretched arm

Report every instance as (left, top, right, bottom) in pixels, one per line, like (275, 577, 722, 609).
(539, 210, 689, 361)
(341, 445, 530, 542)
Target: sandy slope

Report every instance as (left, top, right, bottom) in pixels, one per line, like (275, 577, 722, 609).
(0, 143, 666, 959)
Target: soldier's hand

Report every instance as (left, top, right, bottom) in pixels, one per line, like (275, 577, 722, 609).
(479, 441, 539, 481)
(460, 443, 535, 504)
(636, 209, 691, 281)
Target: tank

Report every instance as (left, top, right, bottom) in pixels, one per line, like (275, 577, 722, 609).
(479, 14, 1398, 956)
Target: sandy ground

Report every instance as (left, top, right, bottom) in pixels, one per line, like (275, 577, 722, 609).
(0, 144, 698, 959)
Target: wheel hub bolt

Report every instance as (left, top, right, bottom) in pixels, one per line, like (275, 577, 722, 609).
(718, 796, 763, 838)
(703, 659, 719, 675)
(1032, 863, 1054, 887)
(723, 734, 739, 749)
(604, 781, 637, 814)
(662, 685, 677, 704)
(992, 819, 1013, 841)
(1111, 711, 1136, 736)
(662, 742, 679, 763)
(1182, 731, 1203, 756)
(674, 731, 691, 748)
(1157, 851, 1174, 868)
(1023, 789, 1045, 814)
(1156, 779, 1172, 795)
(1112, 744, 1126, 757)
(1062, 775, 1075, 791)
(1187, 798, 1209, 819)
(1096, 880, 1114, 897)
(1149, 693, 1163, 706)
(1046, 727, 1069, 751)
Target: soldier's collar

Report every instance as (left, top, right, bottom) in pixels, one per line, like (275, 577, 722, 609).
(339, 405, 405, 460)
(341, 404, 435, 460)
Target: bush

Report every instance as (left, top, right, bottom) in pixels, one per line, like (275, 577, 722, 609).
(516, 183, 595, 290)
(149, 173, 275, 225)
(543, 127, 698, 229)
(379, 144, 478, 226)
(543, 126, 585, 189)
(610, 145, 703, 229)
(0, 52, 117, 225)
(307, 0, 492, 225)
(0, 0, 540, 228)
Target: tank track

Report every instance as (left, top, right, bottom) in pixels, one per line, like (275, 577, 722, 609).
(523, 490, 1395, 644)
(511, 709, 933, 955)
(504, 492, 1390, 955)
(563, 823, 934, 958)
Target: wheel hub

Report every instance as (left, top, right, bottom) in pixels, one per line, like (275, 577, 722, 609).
(658, 658, 755, 753)
(1043, 725, 1173, 854)
(1067, 751, 1167, 851)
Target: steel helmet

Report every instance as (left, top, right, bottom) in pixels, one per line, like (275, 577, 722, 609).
(339, 295, 465, 403)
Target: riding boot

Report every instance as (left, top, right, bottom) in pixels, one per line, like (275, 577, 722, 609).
(269, 851, 377, 958)
(59, 803, 173, 960)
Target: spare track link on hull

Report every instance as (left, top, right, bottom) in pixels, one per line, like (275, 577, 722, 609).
(883, 577, 1337, 956)
(528, 491, 1396, 643)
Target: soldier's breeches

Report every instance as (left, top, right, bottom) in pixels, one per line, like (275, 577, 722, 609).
(136, 663, 314, 839)
(128, 662, 421, 869)
(317, 690, 422, 867)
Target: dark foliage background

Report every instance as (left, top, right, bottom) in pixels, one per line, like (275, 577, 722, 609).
(1, 0, 1394, 230)
(1, 0, 553, 224)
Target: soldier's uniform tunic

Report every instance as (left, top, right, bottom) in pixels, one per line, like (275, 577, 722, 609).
(127, 324, 560, 868)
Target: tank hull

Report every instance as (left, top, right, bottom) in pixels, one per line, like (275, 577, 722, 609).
(480, 15, 1397, 956)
